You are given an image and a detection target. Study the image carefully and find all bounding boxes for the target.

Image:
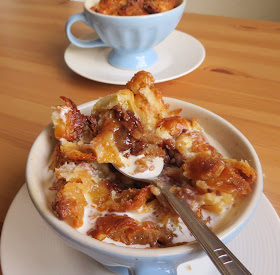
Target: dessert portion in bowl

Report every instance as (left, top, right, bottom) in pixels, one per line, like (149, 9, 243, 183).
(48, 71, 257, 248)
(91, 0, 177, 16)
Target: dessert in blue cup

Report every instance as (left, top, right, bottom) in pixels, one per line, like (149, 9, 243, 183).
(65, 0, 186, 69)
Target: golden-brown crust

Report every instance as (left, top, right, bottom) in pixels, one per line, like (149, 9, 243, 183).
(157, 116, 192, 138)
(98, 185, 155, 212)
(52, 182, 87, 228)
(182, 152, 256, 196)
(183, 152, 225, 181)
(180, 130, 217, 154)
(49, 178, 67, 191)
(90, 120, 124, 166)
(49, 144, 67, 170)
(126, 71, 155, 92)
(53, 97, 87, 142)
(87, 214, 175, 247)
(143, 0, 176, 14)
(60, 141, 96, 162)
(225, 158, 257, 185)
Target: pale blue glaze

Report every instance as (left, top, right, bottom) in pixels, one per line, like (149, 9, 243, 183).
(108, 48, 158, 70)
(65, 0, 186, 69)
(65, 12, 108, 48)
(105, 259, 179, 275)
(53, 226, 204, 275)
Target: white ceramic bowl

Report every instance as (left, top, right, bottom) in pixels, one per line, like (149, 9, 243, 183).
(26, 98, 263, 275)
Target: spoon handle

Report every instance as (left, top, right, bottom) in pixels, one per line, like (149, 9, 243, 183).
(160, 185, 252, 275)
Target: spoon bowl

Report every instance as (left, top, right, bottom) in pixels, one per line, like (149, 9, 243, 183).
(114, 156, 164, 180)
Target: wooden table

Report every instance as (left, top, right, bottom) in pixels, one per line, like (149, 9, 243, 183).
(0, 0, 280, 273)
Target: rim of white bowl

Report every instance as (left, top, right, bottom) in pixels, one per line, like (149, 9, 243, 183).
(26, 97, 263, 258)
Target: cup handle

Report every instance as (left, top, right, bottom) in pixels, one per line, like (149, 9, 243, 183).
(65, 12, 107, 48)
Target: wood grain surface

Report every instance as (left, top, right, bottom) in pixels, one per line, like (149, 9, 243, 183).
(0, 0, 280, 274)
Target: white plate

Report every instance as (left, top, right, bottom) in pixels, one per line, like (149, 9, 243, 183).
(64, 30, 205, 85)
(1, 185, 279, 274)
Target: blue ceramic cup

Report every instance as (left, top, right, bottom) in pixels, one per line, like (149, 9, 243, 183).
(65, 0, 186, 69)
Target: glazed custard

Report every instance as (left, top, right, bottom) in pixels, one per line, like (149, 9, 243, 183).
(49, 71, 257, 248)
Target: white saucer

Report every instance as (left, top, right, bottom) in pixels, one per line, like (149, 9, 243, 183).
(64, 30, 205, 85)
(1, 185, 280, 274)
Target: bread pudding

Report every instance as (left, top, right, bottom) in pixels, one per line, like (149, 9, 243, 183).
(91, 0, 176, 16)
(49, 71, 257, 248)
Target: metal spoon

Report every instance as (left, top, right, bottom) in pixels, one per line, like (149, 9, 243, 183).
(114, 157, 252, 275)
